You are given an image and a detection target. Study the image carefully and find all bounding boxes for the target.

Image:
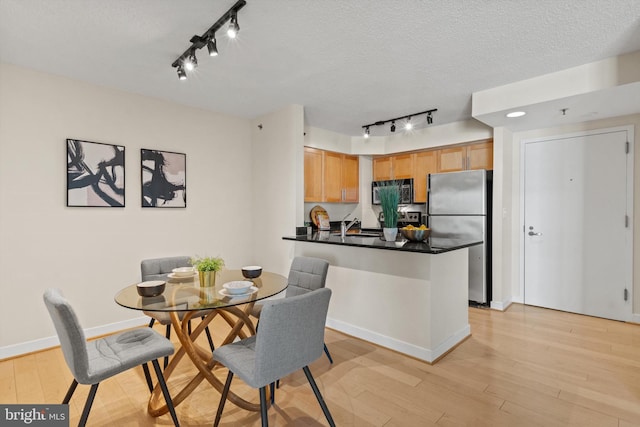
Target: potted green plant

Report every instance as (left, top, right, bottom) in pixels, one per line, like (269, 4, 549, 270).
(190, 256, 225, 287)
(377, 182, 400, 241)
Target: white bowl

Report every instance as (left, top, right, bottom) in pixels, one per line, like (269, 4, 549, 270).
(223, 281, 254, 295)
(172, 267, 195, 277)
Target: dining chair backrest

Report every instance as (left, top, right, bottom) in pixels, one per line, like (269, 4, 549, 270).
(285, 256, 329, 298)
(43, 288, 90, 384)
(141, 256, 191, 281)
(251, 287, 331, 388)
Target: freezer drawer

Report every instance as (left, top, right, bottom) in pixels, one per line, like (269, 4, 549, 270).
(429, 215, 488, 304)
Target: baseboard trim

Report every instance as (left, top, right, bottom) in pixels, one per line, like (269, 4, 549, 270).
(326, 317, 470, 363)
(0, 317, 149, 361)
(490, 298, 513, 311)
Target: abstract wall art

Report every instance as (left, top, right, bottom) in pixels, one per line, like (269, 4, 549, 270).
(141, 149, 186, 208)
(66, 139, 125, 207)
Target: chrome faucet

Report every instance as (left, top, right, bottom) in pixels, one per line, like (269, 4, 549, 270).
(340, 215, 359, 238)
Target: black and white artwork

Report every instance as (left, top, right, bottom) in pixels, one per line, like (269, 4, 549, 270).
(66, 139, 125, 207)
(141, 149, 186, 208)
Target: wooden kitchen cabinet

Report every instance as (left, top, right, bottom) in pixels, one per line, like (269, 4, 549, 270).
(372, 153, 414, 180)
(304, 147, 323, 202)
(372, 156, 393, 181)
(413, 150, 438, 203)
(467, 141, 493, 170)
(304, 147, 359, 203)
(438, 140, 493, 172)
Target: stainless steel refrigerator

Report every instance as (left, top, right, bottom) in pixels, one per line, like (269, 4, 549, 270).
(427, 169, 492, 304)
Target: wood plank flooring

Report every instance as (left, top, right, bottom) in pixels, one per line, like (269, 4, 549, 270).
(2, 303, 640, 426)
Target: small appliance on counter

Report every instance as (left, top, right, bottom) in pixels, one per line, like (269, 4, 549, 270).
(372, 179, 414, 205)
(378, 211, 422, 228)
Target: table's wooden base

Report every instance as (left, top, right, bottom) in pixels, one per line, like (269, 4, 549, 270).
(147, 303, 264, 417)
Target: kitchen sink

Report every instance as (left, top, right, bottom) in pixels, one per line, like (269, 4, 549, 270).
(330, 231, 380, 238)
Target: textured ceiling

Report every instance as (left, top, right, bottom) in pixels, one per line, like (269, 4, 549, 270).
(1, 0, 639, 136)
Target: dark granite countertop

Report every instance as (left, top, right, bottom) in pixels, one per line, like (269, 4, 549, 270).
(283, 231, 482, 254)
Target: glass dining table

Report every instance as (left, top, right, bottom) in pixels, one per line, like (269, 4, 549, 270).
(114, 269, 287, 417)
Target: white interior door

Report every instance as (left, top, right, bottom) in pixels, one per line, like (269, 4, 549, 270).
(523, 129, 632, 321)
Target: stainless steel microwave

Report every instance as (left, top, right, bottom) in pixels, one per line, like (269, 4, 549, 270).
(371, 179, 413, 205)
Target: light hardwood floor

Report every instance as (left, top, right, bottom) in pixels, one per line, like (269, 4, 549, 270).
(2, 304, 640, 426)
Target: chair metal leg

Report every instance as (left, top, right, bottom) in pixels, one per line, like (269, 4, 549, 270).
(78, 383, 99, 427)
(213, 371, 233, 427)
(303, 366, 335, 427)
(323, 343, 334, 364)
(269, 382, 275, 404)
(259, 387, 269, 427)
(142, 362, 153, 393)
(204, 324, 215, 352)
(152, 359, 180, 427)
(164, 325, 171, 368)
(62, 379, 78, 404)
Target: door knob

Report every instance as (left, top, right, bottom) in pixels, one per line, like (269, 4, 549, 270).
(528, 226, 542, 236)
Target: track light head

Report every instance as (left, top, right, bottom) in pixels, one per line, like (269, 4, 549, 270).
(404, 118, 413, 131)
(177, 66, 187, 80)
(390, 121, 396, 132)
(227, 13, 239, 38)
(427, 112, 433, 124)
(364, 127, 370, 139)
(207, 37, 218, 56)
(184, 51, 198, 71)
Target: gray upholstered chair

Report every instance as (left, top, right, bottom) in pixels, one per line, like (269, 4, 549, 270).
(43, 288, 180, 427)
(141, 256, 215, 366)
(212, 288, 335, 427)
(251, 256, 334, 364)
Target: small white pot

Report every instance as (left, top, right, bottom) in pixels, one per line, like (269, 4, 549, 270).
(383, 227, 398, 242)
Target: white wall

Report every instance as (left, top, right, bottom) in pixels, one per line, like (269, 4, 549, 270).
(251, 105, 305, 277)
(0, 63, 256, 356)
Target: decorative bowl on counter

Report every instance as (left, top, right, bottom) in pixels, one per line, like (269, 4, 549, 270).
(399, 226, 430, 242)
(241, 265, 262, 279)
(136, 280, 166, 297)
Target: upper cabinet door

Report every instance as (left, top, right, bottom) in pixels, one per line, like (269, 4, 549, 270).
(467, 141, 493, 170)
(392, 153, 414, 179)
(323, 151, 344, 202)
(304, 147, 323, 202)
(342, 154, 359, 202)
(373, 156, 393, 181)
(438, 146, 466, 172)
(413, 150, 438, 203)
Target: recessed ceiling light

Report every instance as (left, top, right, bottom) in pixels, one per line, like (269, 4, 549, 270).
(506, 111, 526, 118)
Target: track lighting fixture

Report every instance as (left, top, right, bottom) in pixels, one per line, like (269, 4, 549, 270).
(207, 37, 218, 57)
(171, 0, 246, 80)
(404, 118, 412, 131)
(184, 51, 198, 71)
(177, 65, 187, 80)
(227, 12, 239, 38)
(361, 108, 437, 137)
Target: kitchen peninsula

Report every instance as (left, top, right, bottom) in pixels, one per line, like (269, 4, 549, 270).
(283, 233, 482, 363)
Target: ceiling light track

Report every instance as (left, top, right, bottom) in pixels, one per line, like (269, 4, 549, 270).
(362, 108, 437, 137)
(171, 0, 246, 80)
